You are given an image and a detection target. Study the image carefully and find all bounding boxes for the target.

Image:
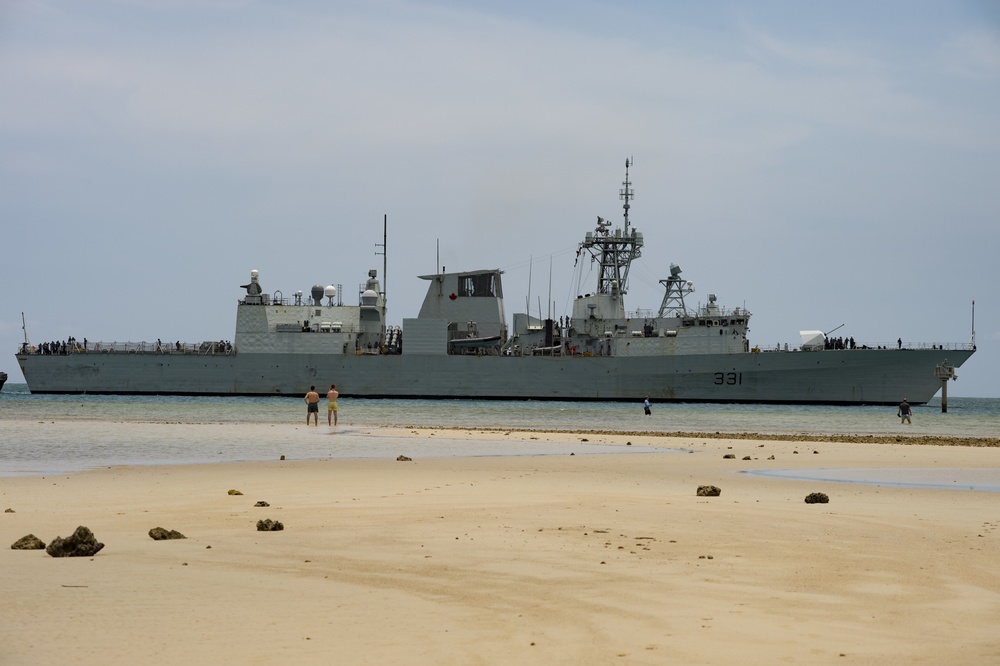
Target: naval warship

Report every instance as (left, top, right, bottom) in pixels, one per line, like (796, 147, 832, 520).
(15, 161, 975, 404)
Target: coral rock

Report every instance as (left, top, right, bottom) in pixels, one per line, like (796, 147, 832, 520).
(46, 526, 104, 557)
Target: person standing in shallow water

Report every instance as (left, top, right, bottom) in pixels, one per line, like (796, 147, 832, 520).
(327, 384, 339, 426)
(304, 386, 320, 426)
(898, 398, 912, 425)
(643, 397, 652, 416)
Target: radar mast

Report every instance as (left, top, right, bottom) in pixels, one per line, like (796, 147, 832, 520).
(578, 158, 644, 297)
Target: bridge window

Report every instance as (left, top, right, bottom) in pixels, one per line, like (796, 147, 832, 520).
(459, 272, 501, 298)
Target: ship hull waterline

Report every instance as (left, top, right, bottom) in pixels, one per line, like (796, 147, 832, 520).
(15, 347, 973, 405)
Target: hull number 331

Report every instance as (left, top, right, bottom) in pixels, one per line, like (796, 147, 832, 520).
(714, 372, 743, 385)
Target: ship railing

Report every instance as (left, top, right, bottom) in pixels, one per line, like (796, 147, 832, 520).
(627, 306, 751, 320)
(19, 341, 238, 355)
(757, 341, 977, 353)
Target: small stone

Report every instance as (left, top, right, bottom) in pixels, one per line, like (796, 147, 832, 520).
(697, 485, 722, 497)
(228, 489, 243, 495)
(742, 455, 751, 460)
(723, 454, 735, 459)
(767, 455, 775, 460)
(254, 501, 270, 507)
(11, 534, 46, 550)
(4, 508, 14, 513)
(396, 455, 412, 461)
(279, 455, 285, 460)
(148, 527, 187, 540)
(804, 492, 830, 504)
(256, 518, 284, 531)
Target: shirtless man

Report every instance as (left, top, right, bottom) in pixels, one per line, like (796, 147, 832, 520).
(304, 386, 320, 425)
(327, 384, 339, 426)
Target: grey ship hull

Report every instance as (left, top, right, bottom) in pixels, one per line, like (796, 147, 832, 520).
(14, 347, 974, 405)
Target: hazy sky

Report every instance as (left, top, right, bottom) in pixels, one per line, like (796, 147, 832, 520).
(2, 0, 997, 397)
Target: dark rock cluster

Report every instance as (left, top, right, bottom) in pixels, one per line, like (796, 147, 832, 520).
(257, 519, 284, 531)
(697, 485, 722, 497)
(45, 526, 104, 557)
(804, 492, 830, 504)
(396, 455, 412, 461)
(148, 527, 187, 540)
(254, 501, 270, 507)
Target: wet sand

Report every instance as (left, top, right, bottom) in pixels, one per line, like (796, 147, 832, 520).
(2, 428, 998, 665)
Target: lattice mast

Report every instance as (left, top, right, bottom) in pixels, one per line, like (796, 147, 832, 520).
(580, 158, 643, 296)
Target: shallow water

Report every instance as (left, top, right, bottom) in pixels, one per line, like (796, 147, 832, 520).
(744, 468, 1000, 492)
(2, 384, 998, 487)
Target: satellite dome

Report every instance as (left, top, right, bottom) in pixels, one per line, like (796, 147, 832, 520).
(324, 285, 337, 299)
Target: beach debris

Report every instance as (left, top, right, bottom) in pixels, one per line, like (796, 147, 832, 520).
(804, 492, 830, 504)
(767, 455, 775, 460)
(723, 453, 736, 459)
(396, 455, 412, 461)
(280, 455, 285, 461)
(742, 455, 751, 460)
(697, 485, 722, 497)
(148, 527, 187, 540)
(10, 534, 46, 550)
(254, 501, 270, 507)
(45, 526, 104, 557)
(228, 489, 244, 495)
(4, 508, 14, 513)
(256, 519, 284, 531)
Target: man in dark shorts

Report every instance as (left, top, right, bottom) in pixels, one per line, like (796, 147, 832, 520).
(304, 386, 320, 425)
(898, 398, 912, 425)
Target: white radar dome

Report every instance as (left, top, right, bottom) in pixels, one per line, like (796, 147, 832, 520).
(324, 285, 337, 299)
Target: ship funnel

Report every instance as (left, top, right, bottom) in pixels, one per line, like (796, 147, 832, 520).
(311, 284, 324, 305)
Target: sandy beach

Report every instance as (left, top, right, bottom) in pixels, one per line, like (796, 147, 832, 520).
(2, 428, 998, 665)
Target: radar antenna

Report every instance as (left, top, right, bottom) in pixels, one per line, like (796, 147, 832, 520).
(620, 156, 634, 234)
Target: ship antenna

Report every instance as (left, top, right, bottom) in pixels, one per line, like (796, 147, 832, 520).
(971, 299, 976, 348)
(21, 311, 30, 347)
(620, 156, 634, 233)
(375, 214, 387, 303)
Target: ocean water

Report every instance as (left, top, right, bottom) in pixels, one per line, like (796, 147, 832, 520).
(1, 383, 998, 481)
